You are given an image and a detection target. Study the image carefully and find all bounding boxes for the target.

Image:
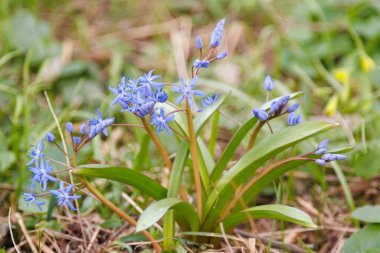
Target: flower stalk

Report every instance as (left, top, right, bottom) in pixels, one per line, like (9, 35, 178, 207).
(185, 99, 203, 220)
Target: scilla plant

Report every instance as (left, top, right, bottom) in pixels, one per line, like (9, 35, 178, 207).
(24, 18, 348, 252)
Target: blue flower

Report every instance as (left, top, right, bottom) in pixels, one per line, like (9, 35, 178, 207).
(135, 101, 155, 118)
(316, 153, 347, 166)
(269, 96, 290, 115)
(23, 182, 45, 211)
(253, 108, 269, 121)
(269, 101, 281, 115)
(279, 96, 290, 106)
(73, 137, 81, 145)
(29, 160, 57, 191)
(287, 112, 302, 126)
(198, 93, 219, 112)
(315, 159, 326, 166)
(196, 36, 203, 49)
(287, 103, 299, 113)
(264, 75, 274, 91)
(216, 51, 228, 60)
(210, 18, 226, 48)
(314, 139, 329, 154)
(141, 69, 163, 89)
(150, 108, 175, 135)
(88, 109, 115, 139)
(314, 148, 327, 155)
(80, 123, 86, 135)
(50, 182, 80, 211)
(109, 76, 130, 107)
(151, 89, 168, 103)
(66, 122, 73, 133)
(318, 139, 330, 149)
(45, 132, 56, 143)
(172, 76, 205, 110)
(193, 59, 209, 69)
(27, 139, 45, 166)
(321, 153, 347, 161)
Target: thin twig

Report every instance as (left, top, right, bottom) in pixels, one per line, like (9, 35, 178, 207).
(8, 208, 21, 253)
(218, 110, 242, 126)
(14, 212, 38, 253)
(85, 226, 100, 252)
(220, 223, 234, 253)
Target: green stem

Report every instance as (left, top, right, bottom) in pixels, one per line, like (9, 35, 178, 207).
(79, 176, 162, 252)
(185, 99, 203, 220)
(163, 210, 175, 250)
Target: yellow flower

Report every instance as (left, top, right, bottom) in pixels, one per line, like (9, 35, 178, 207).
(333, 68, 350, 85)
(325, 95, 338, 116)
(360, 54, 376, 73)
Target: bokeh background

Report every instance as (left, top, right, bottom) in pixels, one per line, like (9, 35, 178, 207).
(1, 0, 380, 252)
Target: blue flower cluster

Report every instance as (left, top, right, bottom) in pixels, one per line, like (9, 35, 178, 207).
(25, 139, 78, 211)
(314, 139, 347, 166)
(192, 18, 228, 70)
(108, 19, 228, 133)
(24, 108, 115, 211)
(109, 70, 168, 118)
(252, 75, 302, 126)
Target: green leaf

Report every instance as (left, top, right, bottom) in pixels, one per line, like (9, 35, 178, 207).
(203, 121, 337, 231)
(136, 198, 199, 232)
(352, 206, 380, 224)
(211, 116, 258, 181)
(197, 138, 215, 175)
(211, 92, 304, 181)
(73, 164, 167, 200)
(167, 141, 189, 197)
(223, 204, 317, 230)
(342, 224, 380, 253)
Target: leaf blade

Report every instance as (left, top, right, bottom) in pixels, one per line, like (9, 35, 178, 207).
(73, 164, 167, 200)
(223, 204, 317, 230)
(136, 198, 200, 232)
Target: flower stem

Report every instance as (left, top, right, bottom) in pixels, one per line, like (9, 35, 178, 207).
(246, 121, 265, 151)
(141, 117, 188, 202)
(185, 99, 203, 220)
(79, 176, 162, 252)
(141, 117, 173, 169)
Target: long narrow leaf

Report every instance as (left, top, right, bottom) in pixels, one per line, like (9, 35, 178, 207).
(167, 141, 189, 197)
(74, 164, 167, 200)
(136, 198, 200, 232)
(222, 204, 317, 231)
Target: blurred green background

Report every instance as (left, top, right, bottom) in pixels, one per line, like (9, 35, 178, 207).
(1, 0, 380, 251)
